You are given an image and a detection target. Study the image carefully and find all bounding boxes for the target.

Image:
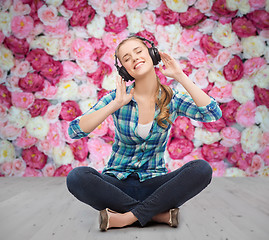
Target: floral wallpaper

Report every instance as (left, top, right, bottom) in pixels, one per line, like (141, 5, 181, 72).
(0, 0, 268, 177)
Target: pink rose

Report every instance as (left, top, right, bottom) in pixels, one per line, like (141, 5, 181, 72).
(61, 120, 76, 144)
(179, 7, 206, 28)
(136, 30, 159, 47)
(0, 104, 7, 121)
(40, 60, 63, 86)
(14, 128, 38, 149)
(128, 0, 147, 9)
(220, 100, 241, 126)
(203, 118, 226, 132)
(35, 80, 58, 100)
(97, 89, 110, 100)
(4, 35, 29, 59)
(155, 68, 170, 86)
(23, 167, 43, 177)
(60, 100, 82, 121)
(220, 127, 241, 147)
(0, 121, 21, 140)
(213, 49, 232, 69)
(53, 164, 73, 176)
(212, 0, 237, 18)
(11, 91, 35, 109)
(249, 0, 266, 9)
(42, 163, 56, 177)
(260, 132, 269, 152)
(254, 86, 269, 108)
(167, 138, 194, 160)
(71, 38, 95, 61)
(209, 161, 227, 176)
(102, 30, 129, 49)
(247, 10, 269, 30)
(200, 34, 223, 57)
(260, 146, 269, 166)
(208, 83, 232, 103)
(202, 142, 229, 162)
(198, 19, 216, 34)
(12, 158, 27, 176)
(235, 101, 256, 127)
(243, 57, 266, 76)
(87, 62, 112, 89)
(26, 48, 52, 72)
(18, 72, 45, 92)
(195, 0, 212, 13)
(232, 17, 257, 38)
(44, 17, 68, 37)
(0, 84, 12, 109)
(63, 0, 87, 10)
(246, 155, 264, 176)
(44, 103, 62, 123)
(46, 121, 65, 148)
(227, 144, 254, 170)
(223, 55, 244, 82)
(188, 49, 208, 67)
(88, 37, 109, 61)
(61, 61, 85, 81)
(22, 145, 48, 170)
(37, 5, 59, 26)
(0, 162, 13, 176)
(104, 12, 128, 34)
(69, 138, 88, 162)
(11, 15, 34, 39)
(69, 5, 95, 27)
(87, 137, 112, 163)
(12, 0, 31, 15)
(170, 116, 195, 141)
(36, 139, 53, 155)
(12, 60, 31, 78)
(179, 59, 196, 76)
(154, 1, 180, 26)
(28, 98, 50, 117)
(181, 29, 203, 48)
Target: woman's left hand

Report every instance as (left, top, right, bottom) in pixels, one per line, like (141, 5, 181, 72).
(158, 51, 183, 79)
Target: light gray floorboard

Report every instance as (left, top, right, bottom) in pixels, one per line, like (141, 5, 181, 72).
(0, 177, 268, 240)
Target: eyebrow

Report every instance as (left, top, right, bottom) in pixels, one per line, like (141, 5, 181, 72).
(122, 47, 141, 60)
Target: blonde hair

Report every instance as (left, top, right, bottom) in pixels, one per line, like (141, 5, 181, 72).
(115, 36, 173, 129)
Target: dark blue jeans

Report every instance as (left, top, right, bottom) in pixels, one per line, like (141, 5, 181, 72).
(66, 159, 212, 226)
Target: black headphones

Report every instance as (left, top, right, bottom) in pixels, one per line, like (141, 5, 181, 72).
(114, 35, 161, 82)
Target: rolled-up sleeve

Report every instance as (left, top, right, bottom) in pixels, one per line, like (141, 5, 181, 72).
(68, 90, 116, 139)
(173, 89, 222, 122)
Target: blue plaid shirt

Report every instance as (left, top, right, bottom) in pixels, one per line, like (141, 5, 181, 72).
(68, 82, 222, 182)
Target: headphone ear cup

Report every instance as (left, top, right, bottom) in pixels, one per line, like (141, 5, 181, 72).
(148, 47, 161, 65)
(119, 66, 134, 81)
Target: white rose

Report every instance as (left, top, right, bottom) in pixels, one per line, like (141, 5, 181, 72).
(0, 11, 11, 36)
(249, 66, 269, 89)
(226, 0, 250, 14)
(0, 45, 14, 71)
(141, 10, 157, 33)
(57, 80, 79, 102)
(225, 167, 247, 177)
(212, 23, 237, 48)
(79, 98, 98, 114)
(87, 15, 105, 39)
(52, 145, 74, 166)
(255, 105, 269, 132)
(102, 71, 117, 91)
(164, 0, 188, 12)
(0, 140, 15, 163)
(241, 125, 262, 153)
(194, 128, 221, 146)
(232, 79, 255, 104)
(78, 82, 98, 100)
(208, 70, 229, 88)
(45, 0, 63, 7)
(258, 166, 269, 176)
(147, 0, 162, 10)
(8, 107, 30, 128)
(26, 116, 50, 140)
(127, 10, 143, 33)
(0, 67, 7, 83)
(41, 36, 60, 55)
(76, 59, 98, 74)
(242, 36, 266, 59)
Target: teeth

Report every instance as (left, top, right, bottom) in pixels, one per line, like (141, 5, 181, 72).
(135, 62, 144, 69)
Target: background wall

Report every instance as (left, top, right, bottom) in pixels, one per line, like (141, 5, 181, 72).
(0, 0, 268, 177)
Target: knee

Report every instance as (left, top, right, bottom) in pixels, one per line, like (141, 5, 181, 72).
(194, 159, 213, 184)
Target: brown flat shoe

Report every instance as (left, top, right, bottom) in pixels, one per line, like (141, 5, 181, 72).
(99, 208, 110, 231)
(168, 208, 180, 227)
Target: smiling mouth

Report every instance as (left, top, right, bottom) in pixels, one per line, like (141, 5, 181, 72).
(134, 62, 145, 69)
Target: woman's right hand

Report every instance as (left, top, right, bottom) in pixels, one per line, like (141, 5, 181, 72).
(114, 76, 135, 108)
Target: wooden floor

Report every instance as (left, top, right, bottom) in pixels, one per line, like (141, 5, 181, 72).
(0, 177, 268, 240)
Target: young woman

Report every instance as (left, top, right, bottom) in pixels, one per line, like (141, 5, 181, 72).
(66, 35, 222, 231)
